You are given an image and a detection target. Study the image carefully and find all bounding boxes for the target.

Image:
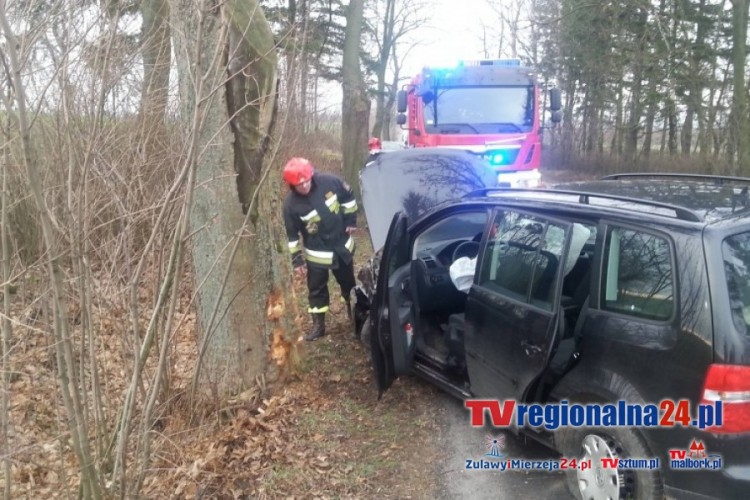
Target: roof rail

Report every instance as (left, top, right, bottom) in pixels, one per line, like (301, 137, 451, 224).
(602, 173, 750, 184)
(463, 187, 703, 222)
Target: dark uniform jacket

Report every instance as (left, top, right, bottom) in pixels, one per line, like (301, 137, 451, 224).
(284, 173, 358, 269)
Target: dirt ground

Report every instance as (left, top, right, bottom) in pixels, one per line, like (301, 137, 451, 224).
(5, 241, 445, 500)
(139, 293, 449, 499)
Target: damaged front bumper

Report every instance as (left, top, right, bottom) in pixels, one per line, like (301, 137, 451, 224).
(352, 249, 381, 340)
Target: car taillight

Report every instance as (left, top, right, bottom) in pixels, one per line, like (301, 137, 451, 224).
(701, 364, 750, 433)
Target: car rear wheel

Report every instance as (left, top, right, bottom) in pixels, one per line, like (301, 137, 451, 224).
(551, 372, 663, 500)
(557, 426, 662, 500)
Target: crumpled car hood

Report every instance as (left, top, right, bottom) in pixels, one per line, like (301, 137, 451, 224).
(358, 147, 497, 251)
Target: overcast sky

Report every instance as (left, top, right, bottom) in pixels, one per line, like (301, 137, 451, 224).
(400, 0, 495, 77)
(318, 0, 498, 114)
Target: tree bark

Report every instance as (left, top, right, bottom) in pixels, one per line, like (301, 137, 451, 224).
(730, 0, 749, 171)
(140, 0, 171, 160)
(171, 0, 292, 399)
(341, 0, 369, 191)
(225, 0, 277, 211)
(371, 0, 395, 139)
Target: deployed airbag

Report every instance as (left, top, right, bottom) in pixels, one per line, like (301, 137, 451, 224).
(449, 256, 477, 293)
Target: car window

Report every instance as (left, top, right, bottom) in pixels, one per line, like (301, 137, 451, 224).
(478, 210, 567, 310)
(412, 211, 488, 260)
(722, 231, 750, 335)
(601, 227, 674, 321)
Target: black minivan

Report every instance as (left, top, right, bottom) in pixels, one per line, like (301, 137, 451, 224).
(355, 148, 750, 500)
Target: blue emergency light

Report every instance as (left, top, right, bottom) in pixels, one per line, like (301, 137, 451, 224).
(490, 153, 505, 165)
(484, 146, 521, 166)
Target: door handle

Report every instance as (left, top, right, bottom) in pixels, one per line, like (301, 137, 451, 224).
(521, 341, 542, 357)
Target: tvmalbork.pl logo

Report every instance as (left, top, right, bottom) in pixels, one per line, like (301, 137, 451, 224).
(668, 440, 722, 470)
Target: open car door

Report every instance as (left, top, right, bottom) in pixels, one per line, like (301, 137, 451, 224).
(370, 212, 414, 396)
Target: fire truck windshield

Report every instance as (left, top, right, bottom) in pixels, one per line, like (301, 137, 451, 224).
(423, 86, 534, 134)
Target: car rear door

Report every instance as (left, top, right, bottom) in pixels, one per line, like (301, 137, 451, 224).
(371, 212, 414, 396)
(464, 208, 571, 401)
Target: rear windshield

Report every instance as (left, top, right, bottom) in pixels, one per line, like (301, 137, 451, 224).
(722, 231, 750, 335)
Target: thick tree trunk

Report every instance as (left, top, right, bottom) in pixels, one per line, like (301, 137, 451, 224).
(140, 0, 171, 159)
(681, 108, 694, 155)
(642, 82, 658, 160)
(225, 0, 277, 211)
(341, 0, 369, 191)
(172, 0, 292, 398)
(665, 97, 678, 155)
(611, 85, 623, 156)
(730, 0, 749, 172)
(371, 67, 388, 139)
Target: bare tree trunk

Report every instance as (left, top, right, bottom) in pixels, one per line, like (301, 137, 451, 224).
(681, 107, 694, 155)
(371, 0, 395, 139)
(169, 0, 292, 404)
(666, 97, 678, 155)
(626, 74, 643, 161)
(371, 66, 389, 139)
(298, 0, 309, 129)
(225, 0, 277, 212)
(341, 0, 369, 191)
(285, 0, 297, 109)
(140, 0, 171, 159)
(642, 85, 658, 160)
(611, 85, 623, 156)
(1, 104, 12, 500)
(561, 79, 576, 166)
(730, 0, 749, 172)
(382, 59, 400, 141)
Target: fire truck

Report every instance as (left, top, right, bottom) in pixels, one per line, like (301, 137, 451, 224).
(396, 59, 561, 187)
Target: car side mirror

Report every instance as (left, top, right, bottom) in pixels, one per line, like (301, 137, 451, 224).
(396, 114, 406, 126)
(549, 88, 561, 112)
(397, 90, 407, 113)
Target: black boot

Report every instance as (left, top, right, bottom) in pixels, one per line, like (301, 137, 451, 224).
(305, 313, 326, 341)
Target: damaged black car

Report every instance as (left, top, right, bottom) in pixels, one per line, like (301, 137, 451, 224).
(353, 156, 750, 500)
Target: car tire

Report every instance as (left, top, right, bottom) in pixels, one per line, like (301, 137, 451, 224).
(556, 425, 662, 500)
(550, 371, 664, 500)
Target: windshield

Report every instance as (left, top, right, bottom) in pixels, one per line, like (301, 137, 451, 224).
(423, 86, 534, 134)
(723, 231, 750, 335)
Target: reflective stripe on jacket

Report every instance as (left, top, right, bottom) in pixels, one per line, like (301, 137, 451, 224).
(283, 173, 358, 269)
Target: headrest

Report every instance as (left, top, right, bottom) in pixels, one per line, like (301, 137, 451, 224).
(564, 224, 592, 276)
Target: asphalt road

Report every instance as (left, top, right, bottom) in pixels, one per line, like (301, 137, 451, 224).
(432, 394, 574, 500)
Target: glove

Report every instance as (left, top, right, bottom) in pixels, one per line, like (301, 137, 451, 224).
(292, 253, 306, 275)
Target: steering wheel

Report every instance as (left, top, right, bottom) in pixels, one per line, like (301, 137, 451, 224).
(452, 241, 480, 262)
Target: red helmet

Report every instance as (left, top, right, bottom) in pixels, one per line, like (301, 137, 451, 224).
(283, 157, 314, 186)
(368, 137, 382, 151)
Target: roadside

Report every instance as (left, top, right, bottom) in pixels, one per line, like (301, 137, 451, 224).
(256, 303, 446, 499)
(265, 304, 572, 500)
(432, 396, 571, 500)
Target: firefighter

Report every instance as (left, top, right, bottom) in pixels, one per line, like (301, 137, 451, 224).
(282, 158, 358, 341)
(366, 137, 382, 164)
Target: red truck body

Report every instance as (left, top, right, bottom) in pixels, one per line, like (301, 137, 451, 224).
(396, 59, 560, 187)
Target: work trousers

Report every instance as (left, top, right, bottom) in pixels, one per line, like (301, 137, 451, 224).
(307, 259, 356, 313)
